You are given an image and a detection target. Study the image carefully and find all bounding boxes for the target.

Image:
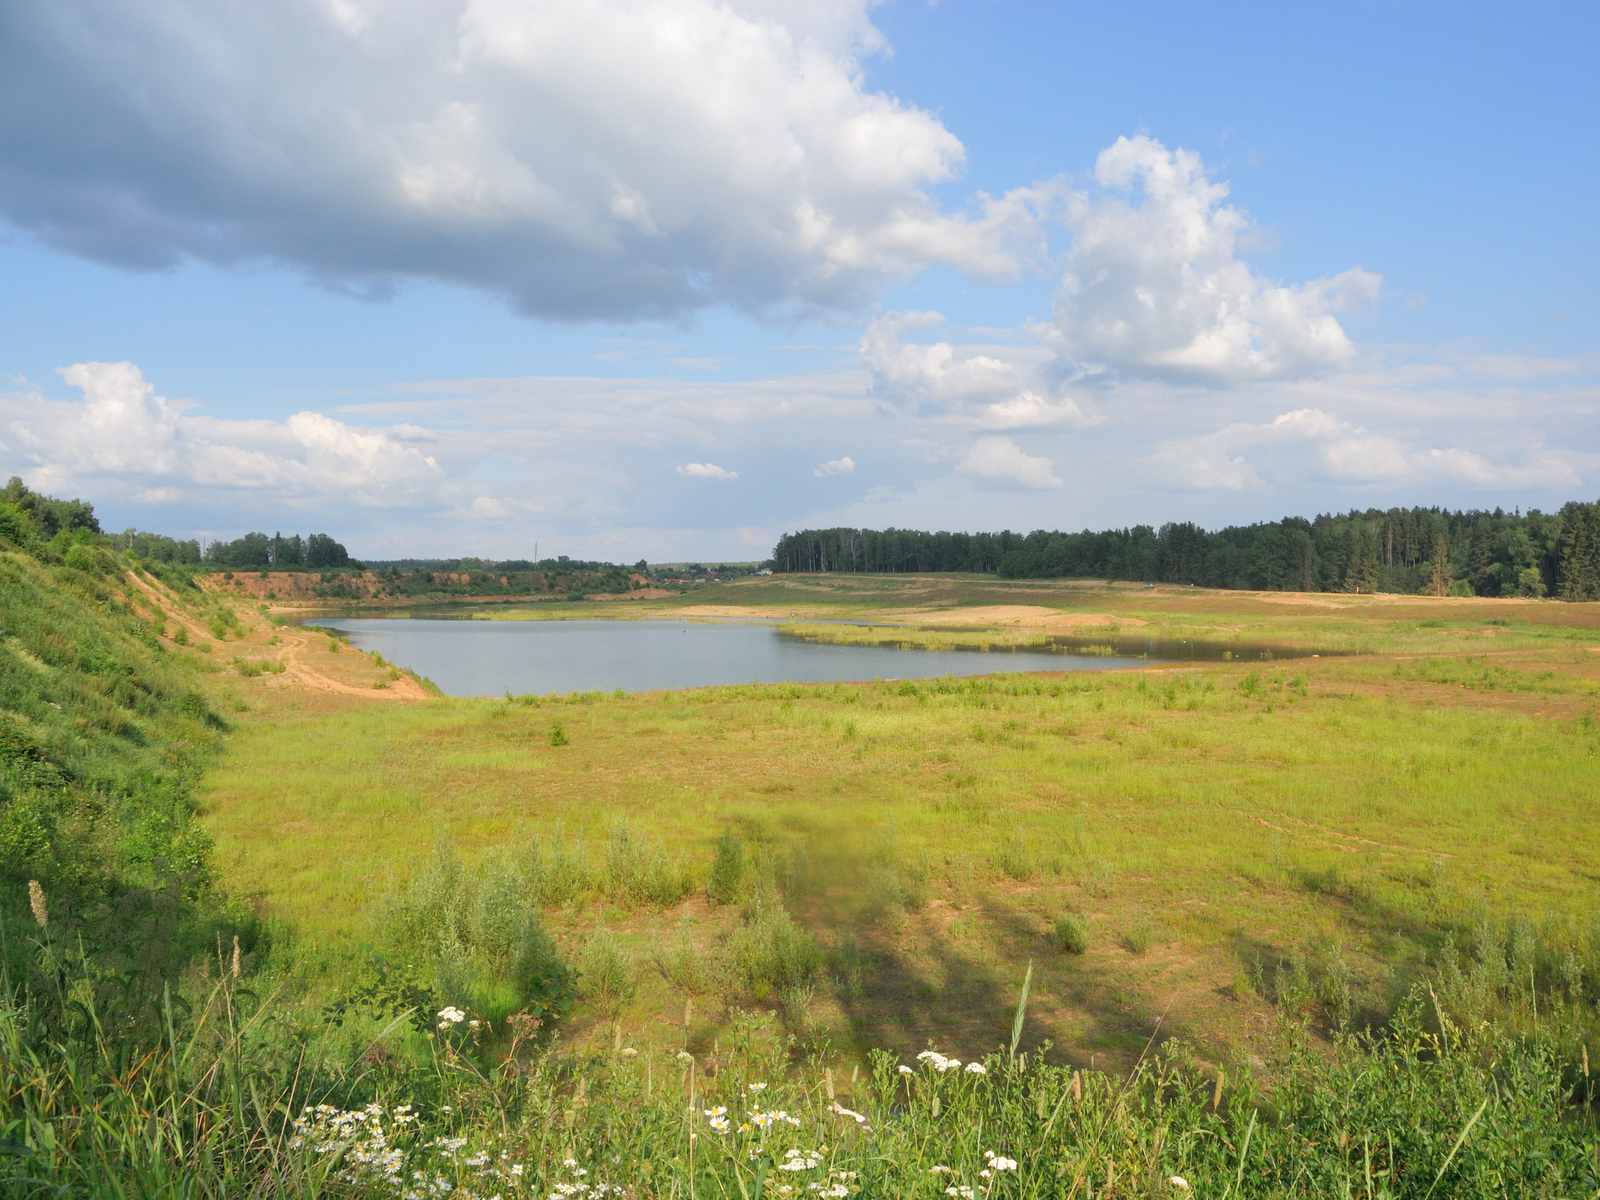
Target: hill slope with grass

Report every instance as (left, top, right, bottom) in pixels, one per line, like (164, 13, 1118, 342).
(0, 495, 227, 907)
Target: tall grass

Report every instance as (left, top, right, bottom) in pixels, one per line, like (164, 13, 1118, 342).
(5, 948, 1595, 1197)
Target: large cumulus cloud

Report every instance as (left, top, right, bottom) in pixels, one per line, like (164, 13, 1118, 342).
(0, 0, 1049, 319)
(1050, 136, 1382, 384)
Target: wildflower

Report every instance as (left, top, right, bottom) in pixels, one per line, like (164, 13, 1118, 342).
(917, 1049, 961, 1072)
(828, 1102, 869, 1128)
(27, 880, 46, 928)
(929, 1166, 953, 1174)
(984, 1150, 1018, 1171)
(750, 1109, 801, 1128)
(748, 1082, 768, 1092)
(965, 1062, 987, 1076)
(897, 1065, 913, 1075)
(779, 1149, 823, 1172)
(437, 1006, 466, 1029)
(620, 1047, 638, 1057)
(945, 1188, 976, 1199)
(1169, 1177, 1189, 1190)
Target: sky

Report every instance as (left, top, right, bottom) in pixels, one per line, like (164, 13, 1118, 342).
(1, 0, 1595, 562)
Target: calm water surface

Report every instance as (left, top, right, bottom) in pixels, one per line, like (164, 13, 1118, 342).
(309, 618, 1153, 696)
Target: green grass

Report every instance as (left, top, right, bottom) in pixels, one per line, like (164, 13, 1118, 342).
(5, 542, 1600, 1194)
(202, 617, 1600, 1065)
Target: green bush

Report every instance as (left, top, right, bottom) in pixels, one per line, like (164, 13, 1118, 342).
(379, 841, 575, 1022)
(651, 926, 723, 995)
(727, 896, 822, 1003)
(520, 824, 591, 906)
(707, 829, 744, 905)
(602, 822, 691, 907)
(1052, 912, 1089, 954)
(549, 719, 569, 747)
(580, 930, 637, 1016)
(1122, 912, 1155, 955)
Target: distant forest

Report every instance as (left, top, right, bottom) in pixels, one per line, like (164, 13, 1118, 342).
(771, 501, 1600, 600)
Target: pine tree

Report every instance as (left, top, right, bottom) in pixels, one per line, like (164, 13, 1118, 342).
(1558, 504, 1599, 601)
(1429, 534, 1452, 597)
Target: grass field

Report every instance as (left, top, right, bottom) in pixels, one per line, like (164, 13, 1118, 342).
(196, 577, 1600, 1077)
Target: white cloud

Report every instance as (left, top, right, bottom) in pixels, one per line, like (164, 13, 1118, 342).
(1143, 407, 1585, 492)
(956, 436, 1061, 489)
(814, 456, 855, 476)
(861, 311, 1096, 429)
(0, 0, 1052, 319)
(7, 361, 445, 507)
(677, 462, 738, 480)
(1051, 136, 1381, 384)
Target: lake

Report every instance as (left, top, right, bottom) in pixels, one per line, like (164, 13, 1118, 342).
(307, 618, 1154, 696)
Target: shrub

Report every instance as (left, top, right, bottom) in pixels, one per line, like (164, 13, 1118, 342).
(549, 719, 569, 747)
(728, 896, 822, 1003)
(1122, 912, 1155, 955)
(603, 822, 692, 907)
(520, 824, 591, 907)
(707, 829, 744, 905)
(580, 930, 637, 1016)
(1052, 913, 1089, 955)
(651, 927, 722, 995)
(994, 827, 1034, 880)
(832, 933, 868, 1002)
(379, 840, 575, 1022)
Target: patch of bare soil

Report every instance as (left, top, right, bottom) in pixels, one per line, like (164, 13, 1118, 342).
(882, 605, 1148, 629)
(588, 588, 675, 601)
(660, 605, 801, 620)
(273, 629, 430, 701)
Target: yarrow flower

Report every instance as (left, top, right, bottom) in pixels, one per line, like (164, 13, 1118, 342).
(965, 1062, 987, 1076)
(984, 1150, 1018, 1172)
(897, 1065, 913, 1075)
(1169, 1177, 1190, 1190)
(437, 1006, 466, 1029)
(917, 1049, 962, 1072)
(945, 1188, 976, 1199)
(807, 1170, 858, 1197)
(778, 1149, 823, 1172)
(928, 1166, 953, 1174)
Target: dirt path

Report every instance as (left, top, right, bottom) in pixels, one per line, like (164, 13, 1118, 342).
(274, 627, 430, 701)
(123, 570, 215, 642)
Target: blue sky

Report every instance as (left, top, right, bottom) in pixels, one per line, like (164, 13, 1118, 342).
(1, 1, 1595, 561)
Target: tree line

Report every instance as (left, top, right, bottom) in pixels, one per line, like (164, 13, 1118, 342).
(201, 531, 352, 570)
(771, 500, 1600, 599)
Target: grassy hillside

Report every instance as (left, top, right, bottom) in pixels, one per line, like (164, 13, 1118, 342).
(0, 538, 227, 902)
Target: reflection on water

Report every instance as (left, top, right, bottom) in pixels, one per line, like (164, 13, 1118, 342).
(1041, 635, 1334, 662)
(307, 618, 1155, 697)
